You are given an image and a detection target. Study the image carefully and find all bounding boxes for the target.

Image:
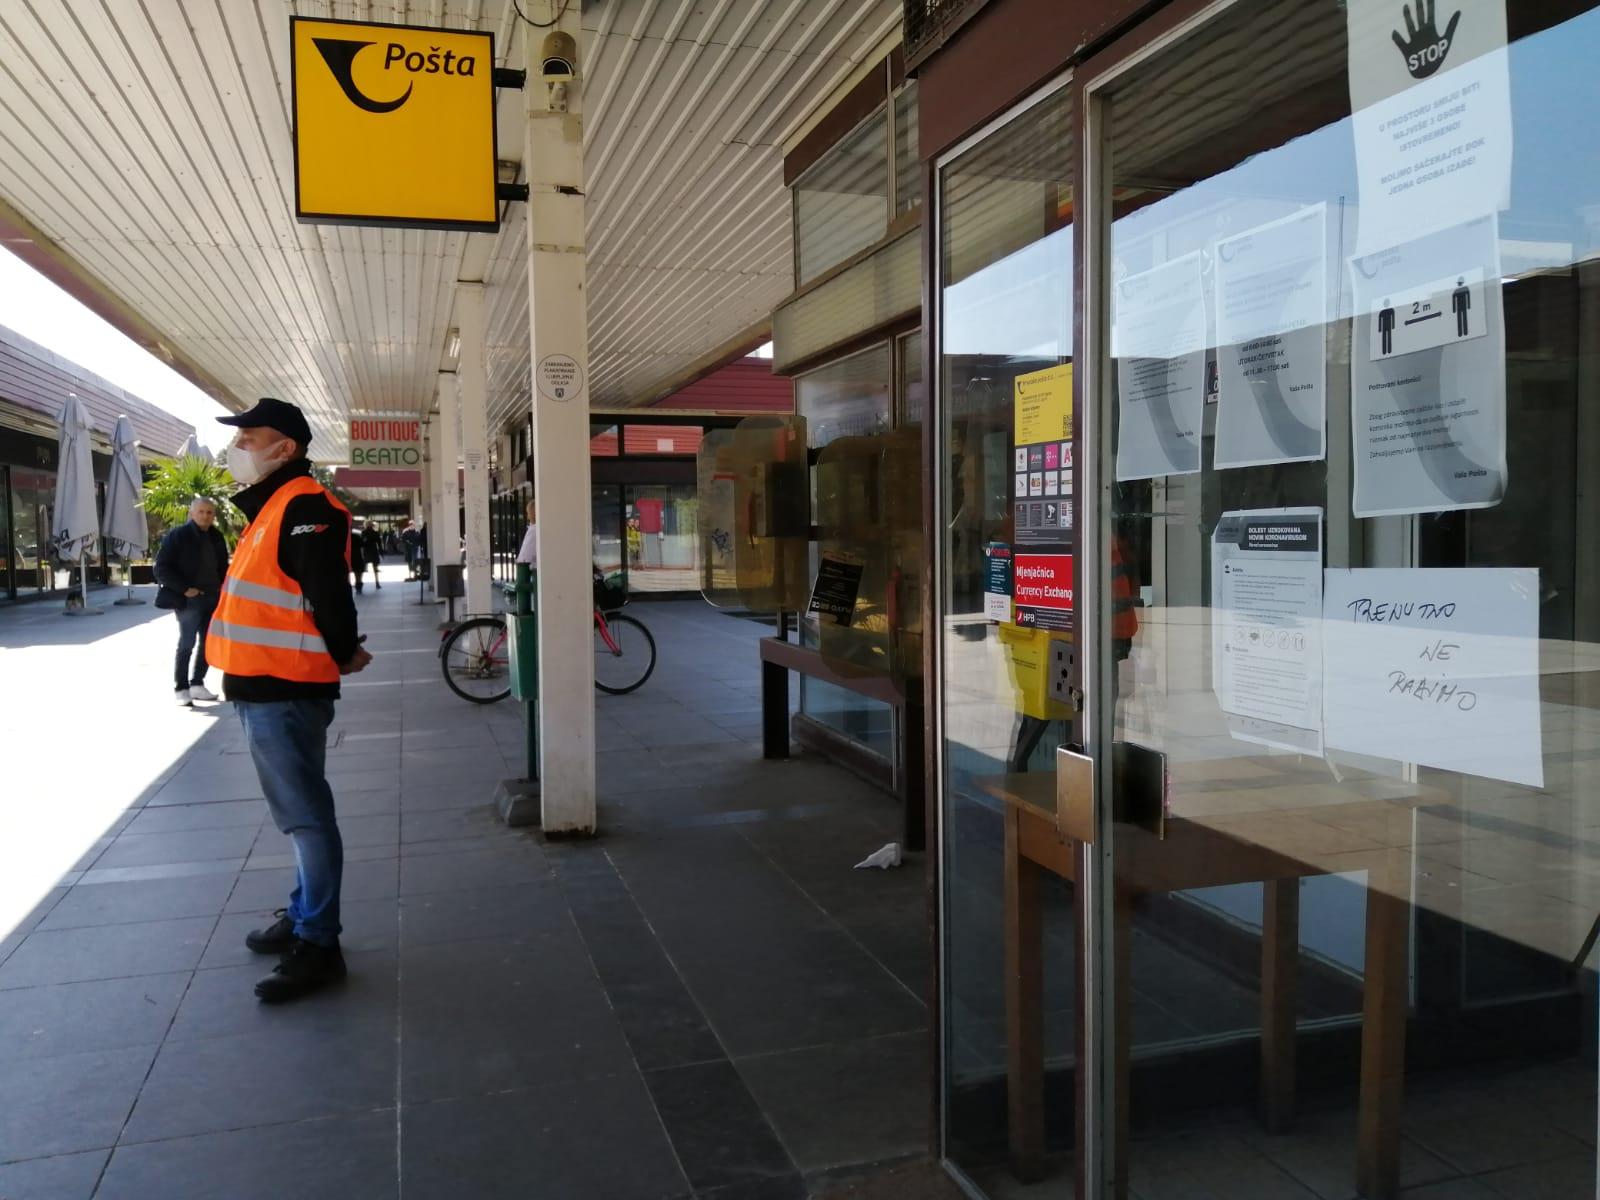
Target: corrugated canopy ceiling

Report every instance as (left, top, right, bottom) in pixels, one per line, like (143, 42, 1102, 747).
(0, 0, 899, 460)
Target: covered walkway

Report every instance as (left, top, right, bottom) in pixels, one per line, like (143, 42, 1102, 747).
(0, 572, 945, 1199)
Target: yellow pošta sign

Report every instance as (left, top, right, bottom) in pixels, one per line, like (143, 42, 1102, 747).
(1013, 363, 1073, 446)
(291, 17, 498, 231)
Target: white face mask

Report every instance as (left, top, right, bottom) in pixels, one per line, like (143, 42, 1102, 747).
(226, 440, 284, 486)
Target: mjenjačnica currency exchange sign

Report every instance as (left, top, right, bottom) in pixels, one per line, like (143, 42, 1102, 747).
(291, 17, 498, 232)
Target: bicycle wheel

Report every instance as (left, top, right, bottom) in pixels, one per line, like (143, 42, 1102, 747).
(440, 616, 511, 703)
(593, 612, 656, 695)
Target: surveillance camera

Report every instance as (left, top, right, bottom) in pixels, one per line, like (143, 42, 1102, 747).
(539, 31, 576, 112)
(540, 33, 575, 81)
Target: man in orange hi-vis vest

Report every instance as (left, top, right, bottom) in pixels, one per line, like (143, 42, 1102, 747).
(209, 398, 372, 1003)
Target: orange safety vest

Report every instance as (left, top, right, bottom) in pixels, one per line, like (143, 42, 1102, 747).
(207, 477, 351, 683)
(1111, 536, 1140, 642)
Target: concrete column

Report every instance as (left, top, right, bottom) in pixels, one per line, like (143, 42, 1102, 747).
(435, 371, 462, 574)
(525, 4, 596, 835)
(424, 418, 444, 584)
(456, 283, 492, 614)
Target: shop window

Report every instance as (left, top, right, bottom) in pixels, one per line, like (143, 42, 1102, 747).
(624, 484, 699, 593)
(589, 423, 619, 457)
(794, 110, 891, 285)
(893, 82, 921, 215)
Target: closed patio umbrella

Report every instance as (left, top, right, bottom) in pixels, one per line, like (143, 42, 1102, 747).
(50, 392, 102, 615)
(103, 414, 147, 606)
(174, 432, 203, 461)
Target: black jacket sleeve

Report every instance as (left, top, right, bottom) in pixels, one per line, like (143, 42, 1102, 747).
(277, 494, 360, 666)
(153, 525, 191, 593)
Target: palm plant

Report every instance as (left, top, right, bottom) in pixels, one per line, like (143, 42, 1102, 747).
(142, 455, 244, 546)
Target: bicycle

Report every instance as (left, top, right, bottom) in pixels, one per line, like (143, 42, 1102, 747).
(439, 599, 656, 703)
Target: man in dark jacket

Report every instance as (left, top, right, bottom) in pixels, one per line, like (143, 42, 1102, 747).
(208, 398, 372, 1003)
(154, 496, 229, 705)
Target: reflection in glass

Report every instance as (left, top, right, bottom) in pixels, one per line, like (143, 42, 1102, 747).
(795, 110, 891, 285)
(938, 82, 1077, 1193)
(1093, 3, 1600, 1197)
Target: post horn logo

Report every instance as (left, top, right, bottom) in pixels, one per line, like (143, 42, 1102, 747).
(313, 38, 414, 113)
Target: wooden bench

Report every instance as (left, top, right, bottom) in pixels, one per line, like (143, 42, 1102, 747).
(759, 635, 925, 850)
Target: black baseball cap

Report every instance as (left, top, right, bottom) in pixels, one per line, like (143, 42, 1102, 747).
(217, 397, 313, 447)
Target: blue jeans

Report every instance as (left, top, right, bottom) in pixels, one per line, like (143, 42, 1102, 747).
(236, 700, 343, 946)
(174, 596, 216, 690)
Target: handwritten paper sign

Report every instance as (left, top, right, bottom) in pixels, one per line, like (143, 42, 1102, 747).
(1323, 567, 1542, 787)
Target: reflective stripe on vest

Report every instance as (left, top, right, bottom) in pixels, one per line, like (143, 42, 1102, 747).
(222, 576, 309, 612)
(207, 476, 350, 684)
(208, 618, 329, 657)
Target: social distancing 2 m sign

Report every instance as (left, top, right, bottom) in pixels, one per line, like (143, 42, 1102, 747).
(291, 17, 498, 231)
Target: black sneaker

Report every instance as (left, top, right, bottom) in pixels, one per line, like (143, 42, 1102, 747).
(254, 938, 346, 1004)
(245, 909, 295, 955)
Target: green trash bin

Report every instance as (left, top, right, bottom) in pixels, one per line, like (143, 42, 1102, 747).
(505, 611, 539, 702)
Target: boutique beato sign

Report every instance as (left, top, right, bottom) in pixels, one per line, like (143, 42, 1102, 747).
(291, 17, 498, 231)
(349, 416, 422, 468)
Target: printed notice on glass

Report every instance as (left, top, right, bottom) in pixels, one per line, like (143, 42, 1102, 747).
(1113, 252, 1206, 481)
(1209, 509, 1324, 754)
(1349, 214, 1505, 517)
(1012, 365, 1074, 548)
(984, 542, 1013, 623)
(1214, 206, 1328, 469)
(807, 551, 865, 627)
(1347, 0, 1511, 255)
(1323, 566, 1542, 788)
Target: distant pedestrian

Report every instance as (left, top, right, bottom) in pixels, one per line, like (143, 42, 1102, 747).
(516, 499, 538, 571)
(351, 520, 370, 593)
(209, 397, 371, 1003)
(362, 524, 384, 590)
(154, 497, 229, 705)
(400, 520, 420, 577)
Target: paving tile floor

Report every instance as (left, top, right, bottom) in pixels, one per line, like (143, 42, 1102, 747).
(0, 571, 932, 1199)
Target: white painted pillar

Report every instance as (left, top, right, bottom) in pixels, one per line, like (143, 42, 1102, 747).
(456, 283, 492, 614)
(435, 371, 462, 575)
(526, 5, 596, 834)
(424, 418, 444, 583)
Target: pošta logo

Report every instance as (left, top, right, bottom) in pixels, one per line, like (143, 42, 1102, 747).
(312, 38, 479, 114)
(1390, 0, 1461, 80)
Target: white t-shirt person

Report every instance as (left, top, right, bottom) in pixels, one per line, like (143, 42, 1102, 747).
(515, 501, 537, 569)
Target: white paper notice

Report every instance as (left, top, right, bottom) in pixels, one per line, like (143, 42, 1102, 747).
(1114, 252, 1206, 481)
(1210, 509, 1324, 754)
(1323, 567, 1542, 788)
(1347, 0, 1511, 255)
(1349, 215, 1505, 517)
(1214, 205, 1328, 469)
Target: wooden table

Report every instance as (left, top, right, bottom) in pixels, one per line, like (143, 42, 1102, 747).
(984, 771, 1411, 1199)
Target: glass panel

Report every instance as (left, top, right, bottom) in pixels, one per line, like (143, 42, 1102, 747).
(1094, 4, 1600, 1196)
(589, 423, 619, 456)
(9, 467, 54, 595)
(798, 346, 894, 734)
(897, 330, 925, 428)
(795, 109, 891, 285)
(624, 483, 698, 593)
(591, 484, 622, 581)
(796, 346, 893, 449)
(938, 82, 1075, 1193)
(895, 82, 922, 214)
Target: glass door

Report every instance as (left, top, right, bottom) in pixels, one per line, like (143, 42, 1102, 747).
(937, 79, 1078, 1196)
(1085, 2, 1600, 1196)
